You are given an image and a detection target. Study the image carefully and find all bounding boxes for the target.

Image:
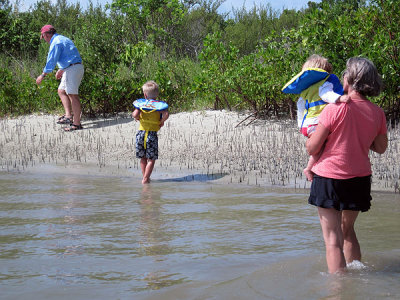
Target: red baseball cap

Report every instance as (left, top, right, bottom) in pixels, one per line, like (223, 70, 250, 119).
(40, 24, 55, 34)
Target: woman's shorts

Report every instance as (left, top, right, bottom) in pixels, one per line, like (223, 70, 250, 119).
(308, 175, 372, 212)
(136, 130, 158, 160)
(59, 63, 84, 95)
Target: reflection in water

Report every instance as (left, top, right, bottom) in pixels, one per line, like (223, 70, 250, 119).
(46, 176, 87, 286)
(323, 275, 345, 300)
(59, 176, 85, 258)
(138, 184, 183, 290)
(138, 184, 164, 255)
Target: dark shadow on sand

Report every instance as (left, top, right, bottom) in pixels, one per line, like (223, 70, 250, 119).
(155, 173, 228, 183)
(82, 117, 134, 129)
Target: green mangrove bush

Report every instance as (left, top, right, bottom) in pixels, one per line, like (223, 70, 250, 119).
(0, 0, 398, 121)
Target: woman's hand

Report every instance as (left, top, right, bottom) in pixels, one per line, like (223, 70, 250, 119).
(370, 134, 388, 154)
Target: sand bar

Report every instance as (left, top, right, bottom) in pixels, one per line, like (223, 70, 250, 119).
(0, 111, 399, 192)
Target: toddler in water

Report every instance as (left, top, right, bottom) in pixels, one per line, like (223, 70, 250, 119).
(132, 81, 169, 184)
(283, 55, 349, 181)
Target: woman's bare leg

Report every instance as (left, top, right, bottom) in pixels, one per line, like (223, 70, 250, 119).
(318, 207, 346, 273)
(341, 210, 361, 263)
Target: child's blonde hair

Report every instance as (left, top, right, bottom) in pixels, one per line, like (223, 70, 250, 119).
(302, 54, 332, 73)
(142, 80, 159, 99)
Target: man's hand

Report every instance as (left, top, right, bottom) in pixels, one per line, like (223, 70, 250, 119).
(36, 74, 45, 85)
(56, 69, 64, 80)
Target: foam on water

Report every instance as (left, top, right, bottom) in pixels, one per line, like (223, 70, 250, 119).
(346, 260, 368, 270)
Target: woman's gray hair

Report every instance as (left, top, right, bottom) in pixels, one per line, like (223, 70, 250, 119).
(344, 57, 382, 97)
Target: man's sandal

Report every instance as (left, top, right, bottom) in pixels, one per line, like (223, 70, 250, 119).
(64, 124, 83, 132)
(57, 115, 73, 124)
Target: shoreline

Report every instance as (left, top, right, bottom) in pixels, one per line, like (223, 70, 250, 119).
(1, 111, 399, 193)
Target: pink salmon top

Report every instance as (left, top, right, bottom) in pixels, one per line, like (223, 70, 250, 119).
(311, 97, 387, 179)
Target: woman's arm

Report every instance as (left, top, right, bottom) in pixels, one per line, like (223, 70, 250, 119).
(370, 133, 388, 154)
(306, 123, 330, 155)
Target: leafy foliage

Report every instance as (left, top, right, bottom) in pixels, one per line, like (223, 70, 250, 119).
(0, 0, 399, 121)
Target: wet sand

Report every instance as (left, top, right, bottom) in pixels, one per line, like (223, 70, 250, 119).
(0, 111, 399, 192)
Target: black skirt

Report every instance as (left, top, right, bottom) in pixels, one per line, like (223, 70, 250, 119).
(308, 174, 372, 212)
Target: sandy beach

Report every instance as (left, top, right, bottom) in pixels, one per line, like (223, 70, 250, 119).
(0, 110, 399, 192)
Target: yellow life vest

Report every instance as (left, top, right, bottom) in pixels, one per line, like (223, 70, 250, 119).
(300, 76, 329, 121)
(282, 68, 343, 128)
(139, 110, 161, 149)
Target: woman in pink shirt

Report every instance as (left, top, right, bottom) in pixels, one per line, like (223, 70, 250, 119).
(306, 57, 388, 274)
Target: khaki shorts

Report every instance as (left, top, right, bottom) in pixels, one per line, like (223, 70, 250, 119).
(59, 63, 84, 95)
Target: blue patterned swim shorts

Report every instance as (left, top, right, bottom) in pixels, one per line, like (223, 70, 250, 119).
(136, 130, 158, 160)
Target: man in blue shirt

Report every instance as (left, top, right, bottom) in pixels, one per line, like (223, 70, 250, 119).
(36, 25, 84, 131)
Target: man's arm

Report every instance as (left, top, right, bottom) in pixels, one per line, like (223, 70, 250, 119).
(37, 43, 62, 85)
(35, 72, 47, 85)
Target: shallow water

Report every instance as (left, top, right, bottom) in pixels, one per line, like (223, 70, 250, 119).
(0, 165, 399, 300)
